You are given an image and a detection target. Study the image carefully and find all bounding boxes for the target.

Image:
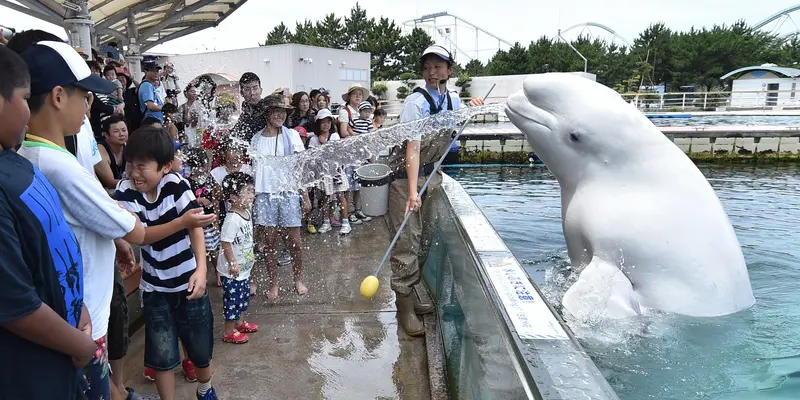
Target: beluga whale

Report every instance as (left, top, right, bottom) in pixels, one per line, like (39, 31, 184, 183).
(504, 72, 755, 321)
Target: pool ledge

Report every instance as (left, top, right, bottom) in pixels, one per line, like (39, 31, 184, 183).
(436, 173, 620, 400)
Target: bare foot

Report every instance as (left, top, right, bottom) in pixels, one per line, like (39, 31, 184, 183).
(216, 272, 222, 287)
(250, 280, 257, 296)
(267, 285, 279, 300)
(295, 281, 308, 296)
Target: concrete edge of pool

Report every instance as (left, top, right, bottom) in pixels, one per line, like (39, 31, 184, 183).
(434, 173, 620, 400)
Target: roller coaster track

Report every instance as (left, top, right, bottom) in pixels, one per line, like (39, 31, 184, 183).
(753, 4, 800, 42)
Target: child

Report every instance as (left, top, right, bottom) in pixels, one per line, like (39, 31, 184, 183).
(218, 172, 258, 343)
(211, 136, 252, 187)
(103, 65, 124, 106)
(16, 41, 149, 400)
(351, 100, 374, 135)
(373, 108, 387, 130)
(113, 126, 220, 400)
(309, 109, 351, 235)
(183, 147, 223, 288)
(0, 41, 97, 400)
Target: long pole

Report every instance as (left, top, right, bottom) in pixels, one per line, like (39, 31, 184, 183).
(372, 84, 497, 277)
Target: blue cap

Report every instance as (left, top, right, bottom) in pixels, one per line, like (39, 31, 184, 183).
(21, 41, 118, 95)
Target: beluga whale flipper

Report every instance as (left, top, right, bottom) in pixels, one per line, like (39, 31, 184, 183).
(504, 72, 755, 320)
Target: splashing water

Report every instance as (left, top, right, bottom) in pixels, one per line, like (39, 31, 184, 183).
(245, 102, 506, 194)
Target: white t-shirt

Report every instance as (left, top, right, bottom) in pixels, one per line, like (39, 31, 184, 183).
(211, 164, 253, 186)
(18, 143, 137, 340)
(77, 117, 102, 174)
(338, 104, 359, 131)
(249, 127, 305, 194)
(217, 211, 254, 281)
(307, 132, 341, 148)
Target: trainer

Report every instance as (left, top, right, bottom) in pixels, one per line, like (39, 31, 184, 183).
(386, 45, 483, 337)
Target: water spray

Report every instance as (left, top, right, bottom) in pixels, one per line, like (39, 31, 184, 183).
(359, 84, 497, 299)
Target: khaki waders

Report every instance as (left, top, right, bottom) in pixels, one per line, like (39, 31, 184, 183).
(386, 127, 453, 336)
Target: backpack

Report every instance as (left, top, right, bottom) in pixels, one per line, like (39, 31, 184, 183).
(125, 86, 144, 132)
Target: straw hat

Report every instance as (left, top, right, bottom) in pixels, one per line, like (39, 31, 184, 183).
(341, 83, 369, 102)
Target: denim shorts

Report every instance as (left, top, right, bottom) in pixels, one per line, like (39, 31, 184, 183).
(345, 166, 361, 191)
(253, 193, 302, 228)
(142, 290, 214, 371)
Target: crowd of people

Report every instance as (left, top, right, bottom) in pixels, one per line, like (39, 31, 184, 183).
(0, 26, 477, 400)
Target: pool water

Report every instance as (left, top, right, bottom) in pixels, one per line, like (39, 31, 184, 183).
(445, 165, 800, 400)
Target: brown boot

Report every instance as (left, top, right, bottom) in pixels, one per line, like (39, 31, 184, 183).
(413, 295, 435, 315)
(396, 293, 425, 336)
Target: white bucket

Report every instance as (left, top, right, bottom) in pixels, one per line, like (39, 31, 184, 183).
(355, 163, 392, 217)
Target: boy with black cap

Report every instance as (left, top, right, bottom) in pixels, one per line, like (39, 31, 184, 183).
(386, 45, 483, 336)
(0, 44, 96, 399)
(17, 40, 150, 400)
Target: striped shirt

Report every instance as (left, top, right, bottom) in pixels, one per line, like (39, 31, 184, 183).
(113, 172, 200, 293)
(351, 118, 373, 135)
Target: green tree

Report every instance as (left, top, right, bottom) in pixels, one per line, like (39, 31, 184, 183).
(464, 59, 485, 76)
(362, 17, 404, 80)
(401, 28, 435, 74)
(344, 2, 372, 51)
(264, 22, 292, 45)
(315, 14, 347, 49)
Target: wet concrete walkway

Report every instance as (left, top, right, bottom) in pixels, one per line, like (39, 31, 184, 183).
(123, 218, 431, 400)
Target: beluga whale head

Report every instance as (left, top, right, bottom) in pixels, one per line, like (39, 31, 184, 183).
(505, 73, 671, 188)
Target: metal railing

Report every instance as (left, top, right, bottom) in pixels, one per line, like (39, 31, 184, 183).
(621, 89, 800, 111)
(374, 90, 800, 114)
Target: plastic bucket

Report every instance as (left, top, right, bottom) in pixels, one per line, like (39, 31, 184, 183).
(355, 163, 392, 217)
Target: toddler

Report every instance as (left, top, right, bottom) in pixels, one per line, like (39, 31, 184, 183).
(218, 172, 259, 344)
(184, 147, 223, 287)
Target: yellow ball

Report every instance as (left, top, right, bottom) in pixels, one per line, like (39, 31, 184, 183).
(360, 275, 380, 298)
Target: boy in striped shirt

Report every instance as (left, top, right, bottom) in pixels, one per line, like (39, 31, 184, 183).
(113, 126, 220, 400)
(351, 101, 374, 135)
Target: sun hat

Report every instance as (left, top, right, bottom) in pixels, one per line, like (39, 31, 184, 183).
(258, 93, 294, 111)
(358, 101, 374, 111)
(315, 108, 335, 121)
(341, 83, 369, 102)
(21, 41, 118, 95)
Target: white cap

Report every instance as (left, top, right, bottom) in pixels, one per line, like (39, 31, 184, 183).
(421, 45, 452, 64)
(315, 108, 334, 121)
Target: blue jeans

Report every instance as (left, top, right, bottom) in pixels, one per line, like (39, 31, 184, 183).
(142, 290, 214, 371)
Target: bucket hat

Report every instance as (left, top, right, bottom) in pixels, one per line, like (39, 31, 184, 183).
(258, 93, 294, 111)
(315, 108, 335, 121)
(341, 83, 369, 102)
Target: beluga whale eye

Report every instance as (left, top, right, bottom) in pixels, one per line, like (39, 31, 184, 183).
(569, 132, 581, 143)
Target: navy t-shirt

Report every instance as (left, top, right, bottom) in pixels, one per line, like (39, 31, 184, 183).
(0, 150, 84, 399)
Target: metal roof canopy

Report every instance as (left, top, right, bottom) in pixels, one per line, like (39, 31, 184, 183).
(721, 66, 800, 80)
(2, 0, 247, 53)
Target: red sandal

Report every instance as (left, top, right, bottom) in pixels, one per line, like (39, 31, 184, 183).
(237, 321, 258, 333)
(222, 329, 249, 344)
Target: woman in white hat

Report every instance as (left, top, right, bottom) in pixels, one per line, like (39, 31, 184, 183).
(338, 83, 369, 138)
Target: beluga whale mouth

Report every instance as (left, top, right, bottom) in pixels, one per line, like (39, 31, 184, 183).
(504, 91, 555, 134)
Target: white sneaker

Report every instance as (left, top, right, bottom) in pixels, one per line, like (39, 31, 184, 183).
(348, 214, 363, 225)
(340, 222, 352, 235)
(355, 211, 372, 222)
(318, 221, 332, 233)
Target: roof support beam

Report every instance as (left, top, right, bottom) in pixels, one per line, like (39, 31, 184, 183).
(142, 23, 209, 52)
(96, 0, 165, 30)
(139, 0, 224, 40)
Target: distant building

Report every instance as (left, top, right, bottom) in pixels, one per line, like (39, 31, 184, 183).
(721, 64, 800, 109)
(160, 44, 371, 105)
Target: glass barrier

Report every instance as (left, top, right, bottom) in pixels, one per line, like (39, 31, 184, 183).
(421, 174, 620, 400)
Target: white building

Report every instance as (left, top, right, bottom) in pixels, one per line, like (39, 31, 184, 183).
(722, 65, 800, 109)
(162, 44, 370, 104)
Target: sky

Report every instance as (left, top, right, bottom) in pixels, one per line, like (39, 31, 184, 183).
(2, 0, 800, 63)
